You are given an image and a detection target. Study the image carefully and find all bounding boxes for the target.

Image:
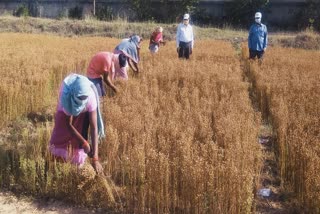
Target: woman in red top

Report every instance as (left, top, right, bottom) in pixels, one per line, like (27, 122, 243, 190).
(149, 26, 165, 53)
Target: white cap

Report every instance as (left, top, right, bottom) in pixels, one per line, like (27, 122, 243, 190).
(255, 12, 262, 19)
(183, 13, 190, 20)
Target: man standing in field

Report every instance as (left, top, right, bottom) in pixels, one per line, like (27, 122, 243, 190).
(176, 13, 194, 60)
(248, 12, 268, 60)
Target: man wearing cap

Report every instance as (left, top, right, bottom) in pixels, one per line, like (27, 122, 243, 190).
(176, 13, 194, 59)
(248, 12, 268, 60)
(87, 52, 127, 96)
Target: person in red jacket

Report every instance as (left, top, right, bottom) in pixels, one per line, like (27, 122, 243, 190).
(149, 26, 165, 53)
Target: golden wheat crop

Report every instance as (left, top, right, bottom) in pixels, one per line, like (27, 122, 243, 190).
(0, 33, 119, 126)
(0, 33, 263, 213)
(242, 45, 320, 212)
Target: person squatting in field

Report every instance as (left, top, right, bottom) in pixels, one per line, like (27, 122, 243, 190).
(248, 12, 268, 60)
(176, 13, 194, 60)
(149, 26, 166, 54)
(114, 34, 142, 75)
(87, 52, 128, 96)
(49, 73, 104, 174)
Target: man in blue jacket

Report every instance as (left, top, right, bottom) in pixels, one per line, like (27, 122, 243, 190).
(248, 12, 268, 60)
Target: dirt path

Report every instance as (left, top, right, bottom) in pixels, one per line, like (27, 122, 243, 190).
(255, 125, 287, 214)
(238, 46, 290, 213)
(0, 191, 103, 214)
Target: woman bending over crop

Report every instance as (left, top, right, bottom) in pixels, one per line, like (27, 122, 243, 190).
(49, 73, 104, 174)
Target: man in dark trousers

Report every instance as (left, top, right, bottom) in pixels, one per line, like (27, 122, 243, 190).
(248, 12, 268, 60)
(176, 13, 194, 60)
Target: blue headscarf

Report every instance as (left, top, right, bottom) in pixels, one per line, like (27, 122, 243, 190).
(114, 35, 141, 63)
(61, 73, 105, 138)
(130, 35, 141, 48)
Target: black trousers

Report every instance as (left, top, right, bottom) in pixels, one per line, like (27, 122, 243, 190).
(179, 41, 192, 59)
(249, 49, 264, 59)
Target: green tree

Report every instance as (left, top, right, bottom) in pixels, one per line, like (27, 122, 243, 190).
(68, 6, 83, 19)
(226, 0, 269, 27)
(126, 0, 153, 21)
(126, 0, 199, 22)
(296, 0, 320, 31)
(160, 0, 199, 22)
(13, 4, 29, 17)
(95, 5, 113, 21)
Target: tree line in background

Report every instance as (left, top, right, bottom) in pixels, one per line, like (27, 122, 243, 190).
(12, 0, 320, 31)
(127, 0, 269, 26)
(296, 0, 320, 31)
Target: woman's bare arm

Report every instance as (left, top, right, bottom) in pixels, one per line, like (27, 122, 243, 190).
(89, 110, 104, 174)
(66, 115, 90, 153)
(103, 72, 118, 93)
(128, 59, 139, 74)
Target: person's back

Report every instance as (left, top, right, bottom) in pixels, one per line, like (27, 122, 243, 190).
(114, 35, 141, 63)
(87, 52, 113, 79)
(86, 52, 127, 96)
(86, 52, 116, 96)
(114, 35, 142, 74)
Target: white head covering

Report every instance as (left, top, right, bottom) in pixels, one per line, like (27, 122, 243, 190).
(183, 13, 190, 20)
(255, 12, 262, 24)
(255, 12, 262, 19)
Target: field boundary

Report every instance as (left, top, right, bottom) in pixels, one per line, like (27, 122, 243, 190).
(239, 46, 288, 214)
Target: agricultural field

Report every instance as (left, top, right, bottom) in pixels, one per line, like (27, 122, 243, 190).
(0, 23, 319, 213)
(242, 45, 320, 212)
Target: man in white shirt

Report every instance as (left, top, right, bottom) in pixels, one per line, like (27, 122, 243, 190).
(176, 13, 194, 59)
